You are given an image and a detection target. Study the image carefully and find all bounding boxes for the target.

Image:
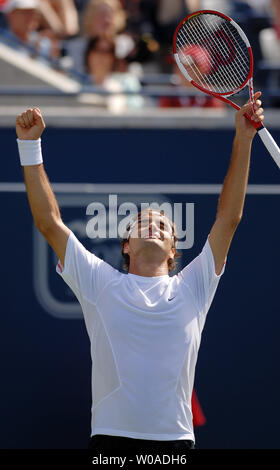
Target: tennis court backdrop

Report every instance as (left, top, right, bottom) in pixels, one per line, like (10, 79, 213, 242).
(1, 111, 280, 449)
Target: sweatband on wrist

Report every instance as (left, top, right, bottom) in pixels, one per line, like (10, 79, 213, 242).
(17, 138, 43, 166)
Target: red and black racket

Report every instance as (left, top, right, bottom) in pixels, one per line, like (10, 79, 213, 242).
(173, 9, 280, 169)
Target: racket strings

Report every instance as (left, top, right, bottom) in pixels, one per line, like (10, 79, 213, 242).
(184, 16, 248, 92)
(186, 17, 240, 89)
(204, 18, 247, 82)
(188, 15, 249, 88)
(175, 13, 250, 94)
(218, 21, 249, 80)
(176, 35, 209, 85)
(177, 27, 237, 93)
(204, 18, 248, 90)
(181, 16, 248, 91)
(177, 23, 239, 93)
(177, 24, 237, 92)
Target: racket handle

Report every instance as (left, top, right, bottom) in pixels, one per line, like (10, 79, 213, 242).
(257, 127, 280, 169)
(244, 112, 262, 130)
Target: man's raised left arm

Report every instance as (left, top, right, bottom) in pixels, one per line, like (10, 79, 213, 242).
(208, 92, 264, 275)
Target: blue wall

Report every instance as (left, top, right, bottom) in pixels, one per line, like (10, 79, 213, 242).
(1, 126, 280, 449)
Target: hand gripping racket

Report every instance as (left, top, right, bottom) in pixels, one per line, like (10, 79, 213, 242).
(173, 9, 280, 169)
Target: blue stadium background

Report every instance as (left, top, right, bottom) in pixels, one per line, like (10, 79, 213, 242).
(1, 124, 280, 449)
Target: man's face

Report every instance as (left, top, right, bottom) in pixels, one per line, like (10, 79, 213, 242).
(123, 211, 175, 265)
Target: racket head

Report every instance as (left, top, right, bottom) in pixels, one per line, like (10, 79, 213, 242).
(173, 10, 254, 99)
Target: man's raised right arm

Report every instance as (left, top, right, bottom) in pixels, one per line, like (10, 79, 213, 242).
(16, 107, 70, 267)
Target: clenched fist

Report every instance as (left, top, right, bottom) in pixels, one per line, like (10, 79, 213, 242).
(16, 108, 46, 140)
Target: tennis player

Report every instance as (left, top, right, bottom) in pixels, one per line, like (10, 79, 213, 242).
(16, 93, 264, 454)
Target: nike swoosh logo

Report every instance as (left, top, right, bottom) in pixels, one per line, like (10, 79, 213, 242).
(168, 297, 176, 301)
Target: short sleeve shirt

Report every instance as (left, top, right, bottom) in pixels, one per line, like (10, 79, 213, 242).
(57, 232, 225, 442)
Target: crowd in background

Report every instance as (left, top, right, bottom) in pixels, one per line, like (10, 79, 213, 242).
(0, 0, 279, 109)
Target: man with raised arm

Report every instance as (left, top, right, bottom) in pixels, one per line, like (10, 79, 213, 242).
(16, 94, 264, 454)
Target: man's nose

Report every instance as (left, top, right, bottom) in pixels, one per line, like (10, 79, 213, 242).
(147, 222, 159, 231)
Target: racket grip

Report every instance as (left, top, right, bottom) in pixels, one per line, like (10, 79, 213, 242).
(257, 127, 280, 169)
(244, 112, 262, 130)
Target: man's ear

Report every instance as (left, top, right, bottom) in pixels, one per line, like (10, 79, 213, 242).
(123, 240, 130, 254)
(169, 247, 175, 260)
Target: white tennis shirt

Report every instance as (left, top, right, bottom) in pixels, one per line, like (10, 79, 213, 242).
(56, 232, 224, 442)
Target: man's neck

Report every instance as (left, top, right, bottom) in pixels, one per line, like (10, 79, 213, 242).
(128, 261, 169, 277)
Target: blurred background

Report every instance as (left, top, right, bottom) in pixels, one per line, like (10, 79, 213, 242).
(1, 0, 280, 449)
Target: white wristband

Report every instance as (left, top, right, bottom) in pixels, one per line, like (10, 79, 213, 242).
(17, 138, 43, 166)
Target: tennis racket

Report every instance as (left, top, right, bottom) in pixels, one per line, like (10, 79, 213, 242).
(173, 9, 280, 169)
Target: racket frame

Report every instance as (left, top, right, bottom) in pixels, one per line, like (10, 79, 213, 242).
(173, 9, 261, 129)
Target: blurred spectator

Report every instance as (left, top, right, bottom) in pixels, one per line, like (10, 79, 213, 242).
(259, 0, 280, 63)
(39, 0, 79, 39)
(84, 34, 144, 112)
(73, 0, 89, 11)
(271, 0, 280, 29)
(85, 34, 115, 84)
(128, 0, 201, 73)
(114, 0, 160, 69)
(201, 0, 231, 14)
(156, 0, 200, 28)
(83, 0, 126, 38)
(0, 1, 55, 60)
(3, 0, 40, 43)
(65, 0, 136, 76)
(257, 0, 280, 106)
(231, 1, 272, 88)
(156, 0, 200, 45)
(0, 0, 80, 64)
(83, 0, 137, 66)
(72, 0, 89, 30)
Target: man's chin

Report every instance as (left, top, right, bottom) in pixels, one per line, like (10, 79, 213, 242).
(143, 237, 160, 241)
(138, 238, 168, 254)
